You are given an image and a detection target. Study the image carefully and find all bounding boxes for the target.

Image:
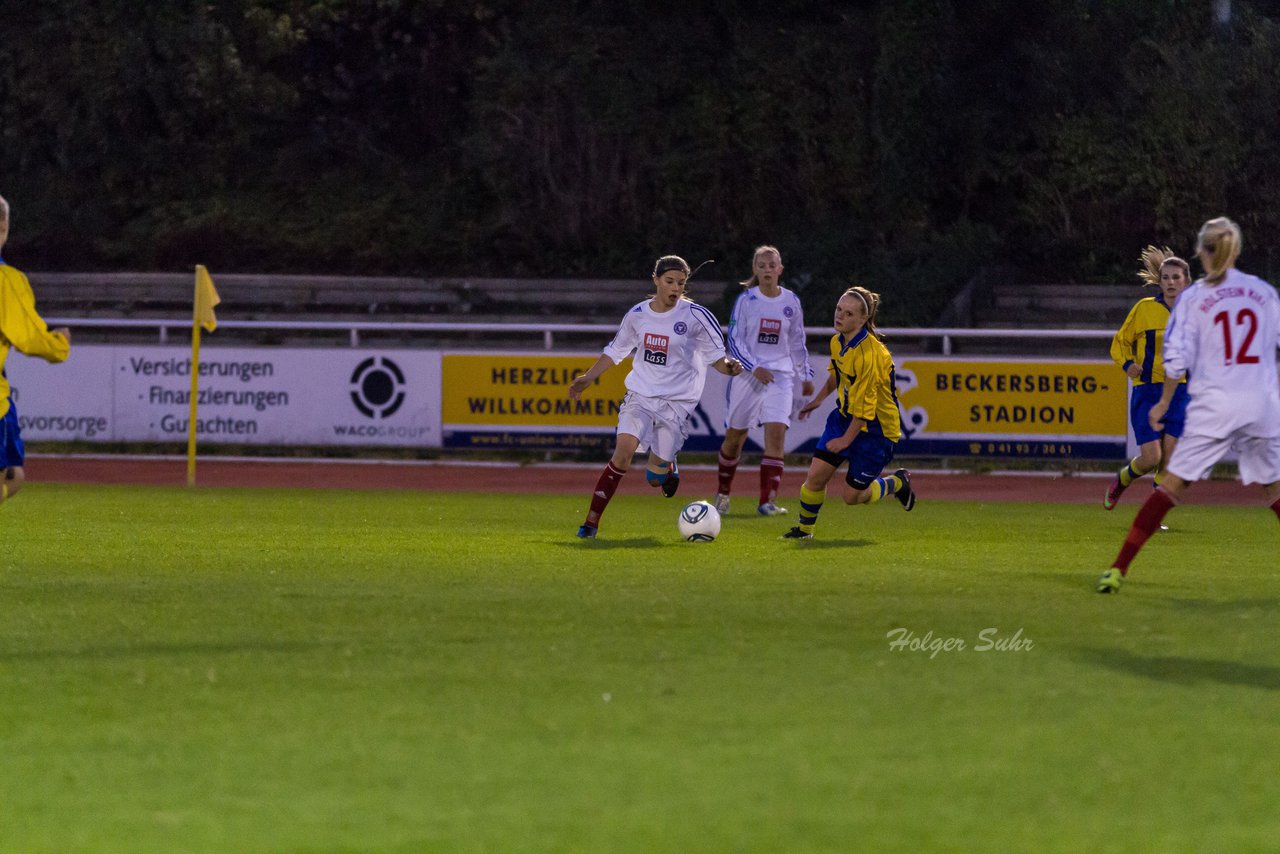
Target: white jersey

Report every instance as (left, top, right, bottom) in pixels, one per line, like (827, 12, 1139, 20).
(1162, 268, 1280, 438)
(602, 298, 727, 403)
(725, 286, 814, 379)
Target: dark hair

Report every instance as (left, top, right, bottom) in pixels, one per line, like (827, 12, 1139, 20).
(652, 255, 691, 277)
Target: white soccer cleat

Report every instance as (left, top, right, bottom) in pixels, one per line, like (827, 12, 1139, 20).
(757, 501, 788, 516)
(713, 493, 731, 516)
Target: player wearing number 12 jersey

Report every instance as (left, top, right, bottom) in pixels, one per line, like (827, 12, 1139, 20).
(1098, 217, 1280, 593)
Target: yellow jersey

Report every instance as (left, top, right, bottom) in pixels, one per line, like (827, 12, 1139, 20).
(1110, 294, 1184, 386)
(828, 328, 902, 442)
(0, 261, 70, 416)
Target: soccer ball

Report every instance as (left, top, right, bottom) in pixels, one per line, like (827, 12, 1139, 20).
(678, 501, 721, 542)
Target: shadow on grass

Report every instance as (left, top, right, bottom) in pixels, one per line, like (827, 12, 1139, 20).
(555, 537, 666, 549)
(1074, 646, 1280, 690)
(781, 538, 875, 549)
(0, 640, 320, 663)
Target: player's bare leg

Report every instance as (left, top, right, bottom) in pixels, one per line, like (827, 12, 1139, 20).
(1105, 440, 1160, 509)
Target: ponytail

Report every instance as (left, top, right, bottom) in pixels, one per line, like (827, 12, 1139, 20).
(1196, 217, 1242, 285)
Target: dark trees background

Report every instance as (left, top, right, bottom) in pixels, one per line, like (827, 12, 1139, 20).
(3, 0, 1280, 322)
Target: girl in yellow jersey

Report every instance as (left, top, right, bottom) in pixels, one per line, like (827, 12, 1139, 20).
(1103, 246, 1192, 509)
(781, 286, 914, 539)
(0, 194, 72, 506)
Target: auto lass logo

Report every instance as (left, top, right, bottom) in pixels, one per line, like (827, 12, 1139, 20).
(350, 356, 406, 418)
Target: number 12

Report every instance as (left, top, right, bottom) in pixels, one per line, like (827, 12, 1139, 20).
(1213, 308, 1260, 365)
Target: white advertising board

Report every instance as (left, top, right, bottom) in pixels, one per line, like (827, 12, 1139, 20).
(7, 345, 443, 447)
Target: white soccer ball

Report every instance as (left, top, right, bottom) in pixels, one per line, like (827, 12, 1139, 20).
(678, 500, 721, 542)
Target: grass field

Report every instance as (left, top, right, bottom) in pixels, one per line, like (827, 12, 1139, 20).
(3, 482, 1279, 851)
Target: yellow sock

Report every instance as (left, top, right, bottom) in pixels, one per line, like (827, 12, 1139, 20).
(798, 483, 825, 533)
(866, 474, 900, 504)
(1118, 457, 1148, 487)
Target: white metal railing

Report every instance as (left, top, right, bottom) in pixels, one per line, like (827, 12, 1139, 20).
(45, 317, 1115, 354)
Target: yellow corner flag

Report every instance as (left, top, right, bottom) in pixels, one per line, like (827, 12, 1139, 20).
(194, 264, 221, 331)
(188, 265, 221, 485)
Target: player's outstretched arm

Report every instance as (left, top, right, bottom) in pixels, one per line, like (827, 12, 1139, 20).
(568, 355, 616, 401)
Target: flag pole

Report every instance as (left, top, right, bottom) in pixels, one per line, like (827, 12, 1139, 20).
(187, 320, 202, 486)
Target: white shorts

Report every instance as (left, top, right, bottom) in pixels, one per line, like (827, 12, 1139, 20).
(616, 392, 695, 462)
(1166, 429, 1280, 485)
(725, 373, 795, 430)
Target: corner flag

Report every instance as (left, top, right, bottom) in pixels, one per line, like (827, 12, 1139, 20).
(194, 264, 221, 331)
(188, 265, 221, 485)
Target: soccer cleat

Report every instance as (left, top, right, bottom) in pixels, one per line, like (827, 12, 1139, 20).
(894, 469, 916, 511)
(713, 493, 731, 516)
(662, 465, 680, 498)
(757, 501, 788, 516)
(1103, 478, 1125, 510)
(1158, 524, 1170, 532)
(780, 526, 813, 540)
(576, 525, 598, 539)
(1096, 568, 1122, 593)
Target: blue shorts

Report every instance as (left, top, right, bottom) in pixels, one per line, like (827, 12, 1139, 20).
(1130, 383, 1189, 445)
(814, 408, 896, 490)
(0, 398, 24, 469)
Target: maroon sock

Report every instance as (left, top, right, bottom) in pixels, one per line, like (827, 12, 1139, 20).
(717, 452, 739, 495)
(1271, 496, 1280, 524)
(1112, 488, 1177, 574)
(584, 462, 625, 528)
(760, 456, 785, 505)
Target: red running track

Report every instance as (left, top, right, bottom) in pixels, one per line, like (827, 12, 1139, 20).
(25, 455, 1263, 507)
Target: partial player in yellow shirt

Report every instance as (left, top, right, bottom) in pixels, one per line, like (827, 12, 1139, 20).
(781, 286, 915, 540)
(1103, 246, 1192, 510)
(0, 194, 72, 506)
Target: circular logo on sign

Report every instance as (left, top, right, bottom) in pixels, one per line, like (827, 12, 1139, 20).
(673, 322, 688, 335)
(783, 306, 795, 318)
(350, 356, 406, 419)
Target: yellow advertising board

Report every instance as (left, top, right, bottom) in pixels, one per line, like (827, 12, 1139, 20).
(441, 354, 632, 448)
(896, 358, 1127, 458)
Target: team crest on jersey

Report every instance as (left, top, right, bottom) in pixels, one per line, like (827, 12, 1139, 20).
(784, 306, 795, 318)
(673, 321, 687, 335)
(758, 318, 781, 345)
(643, 333, 670, 365)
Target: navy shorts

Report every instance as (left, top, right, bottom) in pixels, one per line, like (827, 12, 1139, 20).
(1130, 383, 1189, 445)
(0, 398, 24, 469)
(814, 408, 896, 490)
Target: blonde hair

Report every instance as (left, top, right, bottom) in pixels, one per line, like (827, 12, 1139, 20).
(841, 286, 883, 339)
(1196, 217, 1242, 285)
(1136, 245, 1190, 288)
(739, 245, 781, 288)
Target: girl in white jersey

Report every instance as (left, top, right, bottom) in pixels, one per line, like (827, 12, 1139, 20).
(1098, 217, 1280, 593)
(714, 246, 815, 517)
(569, 255, 744, 539)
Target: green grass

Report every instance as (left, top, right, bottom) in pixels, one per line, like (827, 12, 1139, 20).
(2, 483, 1279, 852)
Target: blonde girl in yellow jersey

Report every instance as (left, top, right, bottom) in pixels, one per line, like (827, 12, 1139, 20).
(781, 286, 915, 539)
(1103, 246, 1192, 509)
